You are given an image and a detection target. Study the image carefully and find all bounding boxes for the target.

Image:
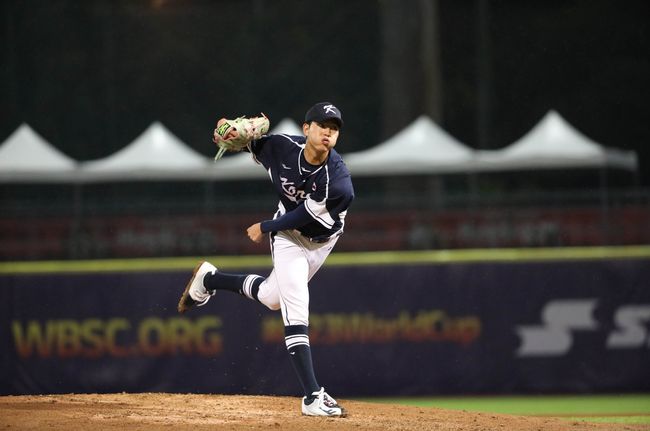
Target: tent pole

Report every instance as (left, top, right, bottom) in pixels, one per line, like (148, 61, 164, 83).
(204, 180, 214, 215)
(71, 181, 83, 259)
(599, 167, 611, 246)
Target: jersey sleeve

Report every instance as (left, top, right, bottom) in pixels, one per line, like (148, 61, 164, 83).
(247, 135, 272, 164)
(249, 134, 303, 166)
(260, 204, 313, 233)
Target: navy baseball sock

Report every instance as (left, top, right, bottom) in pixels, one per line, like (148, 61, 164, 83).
(284, 324, 320, 398)
(203, 272, 264, 302)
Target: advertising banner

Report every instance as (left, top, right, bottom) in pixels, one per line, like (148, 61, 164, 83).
(1, 258, 649, 396)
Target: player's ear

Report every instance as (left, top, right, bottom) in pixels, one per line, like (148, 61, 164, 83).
(302, 122, 310, 136)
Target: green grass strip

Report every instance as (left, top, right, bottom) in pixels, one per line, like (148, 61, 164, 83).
(568, 416, 650, 424)
(1, 245, 649, 275)
(361, 394, 650, 416)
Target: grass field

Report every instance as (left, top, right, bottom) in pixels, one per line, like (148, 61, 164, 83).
(361, 394, 650, 425)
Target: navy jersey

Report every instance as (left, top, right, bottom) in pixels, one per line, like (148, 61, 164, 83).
(248, 133, 354, 241)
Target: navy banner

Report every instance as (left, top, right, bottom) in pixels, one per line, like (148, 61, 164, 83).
(1, 258, 649, 396)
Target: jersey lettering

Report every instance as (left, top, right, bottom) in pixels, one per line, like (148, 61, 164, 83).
(280, 175, 311, 203)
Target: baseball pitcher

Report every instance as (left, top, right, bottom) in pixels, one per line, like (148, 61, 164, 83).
(178, 102, 354, 417)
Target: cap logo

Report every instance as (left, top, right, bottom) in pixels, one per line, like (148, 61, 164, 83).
(323, 104, 337, 114)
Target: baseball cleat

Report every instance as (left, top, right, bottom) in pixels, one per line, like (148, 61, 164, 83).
(177, 261, 217, 314)
(301, 387, 346, 417)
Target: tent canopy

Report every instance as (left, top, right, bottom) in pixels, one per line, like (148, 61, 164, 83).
(208, 151, 265, 180)
(270, 118, 303, 136)
(474, 110, 638, 172)
(0, 113, 639, 183)
(0, 123, 78, 182)
(343, 116, 475, 176)
(80, 122, 213, 181)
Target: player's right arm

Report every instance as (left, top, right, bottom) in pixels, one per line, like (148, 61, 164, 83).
(260, 204, 312, 233)
(246, 223, 264, 243)
(246, 204, 313, 243)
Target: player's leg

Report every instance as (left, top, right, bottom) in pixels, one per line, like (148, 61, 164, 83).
(203, 270, 265, 300)
(307, 236, 339, 281)
(177, 231, 338, 315)
(271, 231, 345, 416)
(265, 231, 318, 394)
(177, 260, 270, 314)
(203, 232, 282, 309)
(178, 228, 290, 313)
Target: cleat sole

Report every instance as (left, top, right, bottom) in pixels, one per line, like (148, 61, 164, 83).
(177, 261, 206, 314)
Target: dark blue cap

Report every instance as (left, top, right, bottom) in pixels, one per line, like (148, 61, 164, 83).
(304, 102, 343, 128)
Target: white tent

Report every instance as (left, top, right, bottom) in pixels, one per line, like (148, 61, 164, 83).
(474, 110, 638, 172)
(0, 123, 79, 182)
(2, 113, 638, 183)
(343, 115, 475, 176)
(80, 122, 213, 181)
(208, 151, 265, 180)
(270, 118, 303, 136)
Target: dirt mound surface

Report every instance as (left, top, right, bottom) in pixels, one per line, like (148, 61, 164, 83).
(0, 393, 645, 430)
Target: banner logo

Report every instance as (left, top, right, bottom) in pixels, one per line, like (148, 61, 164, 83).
(516, 299, 598, 357)
(516, 300, 650, 357)
(607, 305, 650, 348)
(263, 309, 481, 347)
(12, 316, 223, 359)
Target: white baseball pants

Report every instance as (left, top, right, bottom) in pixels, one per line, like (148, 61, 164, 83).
(254, 229, 337, 326)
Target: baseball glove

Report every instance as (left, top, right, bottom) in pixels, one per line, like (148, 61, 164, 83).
(212, 114, 270, 160)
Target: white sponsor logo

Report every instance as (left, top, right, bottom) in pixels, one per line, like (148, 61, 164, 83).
(606, 305, 650, 348)
(516, 299, 650, 357)
(516, 299, 598, 357)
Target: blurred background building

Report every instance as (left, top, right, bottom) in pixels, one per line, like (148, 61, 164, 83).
(1, 0, 649, 260)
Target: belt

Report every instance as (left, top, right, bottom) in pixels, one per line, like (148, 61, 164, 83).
(307, 236, 330, 244)
(291, 229, 331, 244)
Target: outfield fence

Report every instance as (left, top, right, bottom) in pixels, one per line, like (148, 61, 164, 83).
(1, 248, 649, 396)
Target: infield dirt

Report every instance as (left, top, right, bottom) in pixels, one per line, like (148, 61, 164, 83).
(0, 393, 647, 431)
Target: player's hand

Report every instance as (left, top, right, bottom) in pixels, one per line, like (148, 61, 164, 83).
(212, 115, 270, 160)
(246, 223, 264, 243)
(213, 118, 239, 144)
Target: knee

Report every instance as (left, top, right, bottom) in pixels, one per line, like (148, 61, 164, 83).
(258, 291, 280, 310)
(265, 301, 281, 311)
(256, 281, 280, 310)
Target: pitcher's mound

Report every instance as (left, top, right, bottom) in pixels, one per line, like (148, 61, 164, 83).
(0, 393, 642, 430)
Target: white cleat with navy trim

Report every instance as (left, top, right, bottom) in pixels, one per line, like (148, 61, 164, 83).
(301, 387, 346, 417)
(177, 261, 217, 314)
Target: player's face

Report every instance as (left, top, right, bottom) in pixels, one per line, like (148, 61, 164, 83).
(304, 120, 340, 152)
